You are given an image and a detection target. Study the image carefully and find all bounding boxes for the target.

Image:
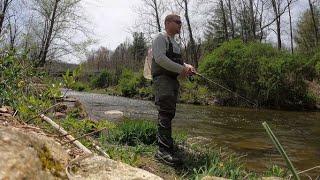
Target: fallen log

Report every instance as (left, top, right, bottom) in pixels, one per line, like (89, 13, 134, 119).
(40, 114, 92, 154)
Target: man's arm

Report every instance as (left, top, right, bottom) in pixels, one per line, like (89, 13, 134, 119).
(152, 34, 184, 74)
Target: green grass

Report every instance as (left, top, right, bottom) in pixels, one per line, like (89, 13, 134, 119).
(104, 119, 157, 146)
(265, 165, 288, 177)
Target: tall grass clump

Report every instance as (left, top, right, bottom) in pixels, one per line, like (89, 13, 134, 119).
(199, 40, 316, 108)
(106, 119, 157, 146)
(177, 146, 245, 179)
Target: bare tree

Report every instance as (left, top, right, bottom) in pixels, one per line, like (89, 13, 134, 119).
(29, 0, 90, 67)
(249, 0, 256, 39)
(134, 0, 167, 39)
(258, 0, 268, 41)
(308, 0, 319, 45)
(0, 0, 13, 35)
(8, 13, 17, 50)
(176, 0, 199, 67)
(256, 0, 293, 48)
(270, 0, 283, 49)
(37, 0, 61, 67)
(219, 0, 229, 41)
(226, 0, 235, 38)
(287, 0, 293, 53)
(235, 0, 252, 42)
(236, 0, 269, 42)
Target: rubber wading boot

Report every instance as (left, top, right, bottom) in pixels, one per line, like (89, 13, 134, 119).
(154, 150, 182, 166)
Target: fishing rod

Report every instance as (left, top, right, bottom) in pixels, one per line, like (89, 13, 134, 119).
(193, 72, 258, 107)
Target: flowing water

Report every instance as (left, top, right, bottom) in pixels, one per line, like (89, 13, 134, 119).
(64, 89, 320, 177)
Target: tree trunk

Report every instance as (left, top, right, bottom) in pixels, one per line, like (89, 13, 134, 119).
(154, 0, 161, 32)
(249, 0, 256, 40)
(287, 0, 293, 53)
(227, 0, 235, 38)
(220, 0, 229, 41)
(308, 0, 319, 45)
(183, 0, 198, 68)
(276, 18, 281, 50)
(8, 15, 17, 50)
(271, 0, 282, 50)
(239, 0, 247, 42)
(38, 0, 60, 67)
(0, 0, 10, 35)
(259, 1, 265, 42)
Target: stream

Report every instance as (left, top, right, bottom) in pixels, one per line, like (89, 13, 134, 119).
(64, 89, 320, 176)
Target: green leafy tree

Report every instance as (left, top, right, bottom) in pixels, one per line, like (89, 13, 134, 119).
(295, 8, 320, 56)
(91, 70, 112, 88)
(129, 32, 147, 65)
(118, 68, 139, 97)
(203, 1, 232, 51)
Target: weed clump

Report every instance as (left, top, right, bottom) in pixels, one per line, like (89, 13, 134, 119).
(106, 119, 157, 146)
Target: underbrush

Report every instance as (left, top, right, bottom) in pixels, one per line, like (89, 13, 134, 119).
(0, 53, 63, 121)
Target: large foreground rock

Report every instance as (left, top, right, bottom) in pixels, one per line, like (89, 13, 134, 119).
(0, 126, 162, 180)
(69, 155, 162, 180)
(0, 127, 69, 179)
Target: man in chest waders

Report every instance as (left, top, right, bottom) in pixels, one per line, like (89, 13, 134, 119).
(152, 14, 195, 166)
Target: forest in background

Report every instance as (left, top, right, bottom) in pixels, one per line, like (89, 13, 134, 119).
(1, 0, 319, 108)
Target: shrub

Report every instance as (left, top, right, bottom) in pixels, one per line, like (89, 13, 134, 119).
(138, 86, 153, 99)
(180, 79, 211, 105)
(117, 69, 151, 98)
(316, 62, 320, 79)
(199, 40, 315, 108)
(0, 53, 65, 120)
(117, 69, 139, 97)
(91, 70, 112, 88)
(311, 51, 320, 80)
(0, 54, 24, 107)
(71, 82, 89, 91)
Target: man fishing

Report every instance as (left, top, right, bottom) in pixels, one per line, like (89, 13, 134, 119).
(152, 14, 196, 166)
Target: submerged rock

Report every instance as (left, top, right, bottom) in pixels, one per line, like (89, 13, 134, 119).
(54, 112, 67, 119)
(104, 110, 124, 120)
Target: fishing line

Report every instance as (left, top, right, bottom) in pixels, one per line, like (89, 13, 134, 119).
(194, 72, 258, 107)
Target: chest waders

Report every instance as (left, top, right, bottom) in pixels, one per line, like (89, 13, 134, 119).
(152, 37, 183, 153)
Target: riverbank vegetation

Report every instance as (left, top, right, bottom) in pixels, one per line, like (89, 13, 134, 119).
(199, 40, 319, 109)
(63, 38, 320, 109)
